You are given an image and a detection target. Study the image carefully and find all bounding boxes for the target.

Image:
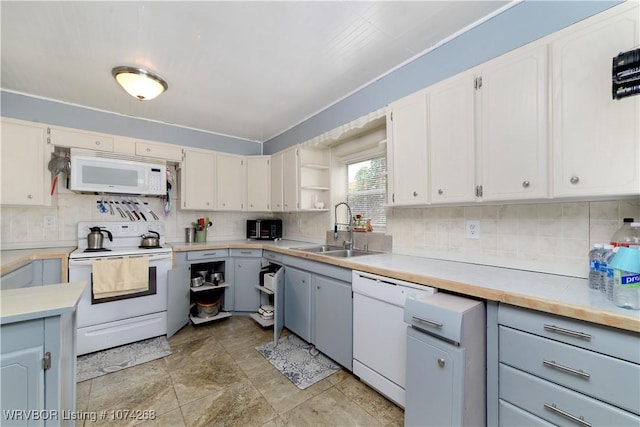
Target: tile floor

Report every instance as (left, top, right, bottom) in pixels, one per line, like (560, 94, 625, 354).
(76, 316, 405, 426)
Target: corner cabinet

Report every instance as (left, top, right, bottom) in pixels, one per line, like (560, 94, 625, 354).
(1, 118, 52, 207)
(496, 304, 640, 426)
(1, 283, 84, 426)
(387, 90, 429, 206)
(179, 148, 215, 210)
(551, 3, 640, 198)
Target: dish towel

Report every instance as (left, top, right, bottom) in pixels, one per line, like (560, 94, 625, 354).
(92, 257, 149, 299)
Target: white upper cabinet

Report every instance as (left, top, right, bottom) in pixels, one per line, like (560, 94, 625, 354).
(180, 148, 215, 210)
(551, 3, 639, 197)
(1, 118, 52, 206)
(282, 146, 299, 212)
(428, 72, 476, 204)
(216, 153, 246, 211)
(47, 126, 113, 152)
(247, 156, 271, 212)
(387, 89, 429, 206)
(478, 44, 549, 201)
(270, 151, 284, 212)
(135, 140, 183, 162)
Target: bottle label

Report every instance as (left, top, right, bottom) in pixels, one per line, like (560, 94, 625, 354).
(619, 272, 640, 288)
(590, 260, 600, 271)
(598, 262, 608, 273)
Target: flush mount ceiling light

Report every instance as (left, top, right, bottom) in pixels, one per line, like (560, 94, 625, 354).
(112, 66, 168, 101)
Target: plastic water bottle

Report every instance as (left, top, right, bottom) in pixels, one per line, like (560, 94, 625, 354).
(611, 218, 640, 247)
(605, 246, 619, 300)
(611, 247, 640, 310)
(612, 268, 640, 309)
(597, 244, 614, 292)
(588, 244, 604, 290)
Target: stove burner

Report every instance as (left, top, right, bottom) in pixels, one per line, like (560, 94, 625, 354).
(84, 248, 112, 253)
(138, 246, 163, 249)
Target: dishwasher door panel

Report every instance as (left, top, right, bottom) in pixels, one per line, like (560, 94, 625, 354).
(353, 292, 408, 387)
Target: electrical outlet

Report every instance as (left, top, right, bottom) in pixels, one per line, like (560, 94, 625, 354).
(44, 215, 57, 228)
(465, 220, 480, 239)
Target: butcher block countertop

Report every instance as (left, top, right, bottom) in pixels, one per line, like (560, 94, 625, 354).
(172, 240, 640, 333)
(0, 247, 75, 281)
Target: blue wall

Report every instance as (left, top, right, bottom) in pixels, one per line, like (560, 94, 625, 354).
(0, 91, 262, 156)
(263, 0, 622, 154)
(0, 1, 622, 156)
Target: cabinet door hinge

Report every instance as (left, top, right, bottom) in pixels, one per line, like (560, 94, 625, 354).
(43, 352, 51, 370)
(475, 185, 483, 197)
(390, 112, 393, 121)
(474, 76, 483, 90)
(392, 193, 395, 203)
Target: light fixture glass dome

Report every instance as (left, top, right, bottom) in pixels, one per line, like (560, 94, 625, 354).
(112, 66, 168, 101)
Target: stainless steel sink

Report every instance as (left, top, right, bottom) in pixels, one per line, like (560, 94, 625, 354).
(295, 245, 344, 253)
(294, 245, 381, 258)
(322, 249, 379, 258)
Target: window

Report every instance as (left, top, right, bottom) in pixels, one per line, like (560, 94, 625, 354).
(346, 156, 387, 229)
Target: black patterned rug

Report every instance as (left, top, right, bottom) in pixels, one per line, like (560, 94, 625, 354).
(255, 334, 341, 389)
(76, 336, 171, 382)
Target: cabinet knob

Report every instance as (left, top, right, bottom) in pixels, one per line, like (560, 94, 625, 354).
(437, 358, 445, 368)
(317, 285, 320, 290)
(413, 191, 418, 197)
(438, 189, 443, 195)
(146, 148, 151, 152)
(522, 180, 530, 188)
(27, 194, 33, 199)
(206, 202, 210, 206)
(570, 176, 580, 185)
(95, 141, 101, 145)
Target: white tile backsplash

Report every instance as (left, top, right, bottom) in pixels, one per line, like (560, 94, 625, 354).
(1, 192, 638, 277)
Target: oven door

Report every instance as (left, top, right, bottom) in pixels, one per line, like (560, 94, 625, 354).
(69, 253, 171, 329)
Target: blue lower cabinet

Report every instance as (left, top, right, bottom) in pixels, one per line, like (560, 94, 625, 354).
(313, 275, 352, 370)
(284, 266, 312, 342)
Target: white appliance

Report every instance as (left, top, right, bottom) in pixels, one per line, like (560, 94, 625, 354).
(69, 148, 167, 196)
(352, 270, 436, 408)
(69, 221, 172, 355)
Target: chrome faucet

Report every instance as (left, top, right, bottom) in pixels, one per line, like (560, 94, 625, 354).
(334, 202, 354, 250)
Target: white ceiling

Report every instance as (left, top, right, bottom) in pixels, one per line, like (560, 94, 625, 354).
(1, 1, 510, 142)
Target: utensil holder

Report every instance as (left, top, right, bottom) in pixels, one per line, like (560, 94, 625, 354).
(185, 227, 195, 243)
(195, 230, 207, 243)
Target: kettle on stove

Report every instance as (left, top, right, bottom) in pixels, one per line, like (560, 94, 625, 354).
(87, 227, 113, 250)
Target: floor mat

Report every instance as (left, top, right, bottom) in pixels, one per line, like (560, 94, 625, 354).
(255, 334, 341, 390)
(76, 336, 171, 382)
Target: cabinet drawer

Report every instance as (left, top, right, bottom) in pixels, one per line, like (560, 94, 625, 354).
(263, 250, 283, 264)
(135, 142, 182, 162)
(186, 249, 228, 261)
(404, 293, 483, 344)
(500, 326, 640, 414)
(49, 128, 113, 151)
(500, 364, 640, 426)
(229, 249, 262, 258)
(498, 304, 640, 363)
(499, 399, 554, 426)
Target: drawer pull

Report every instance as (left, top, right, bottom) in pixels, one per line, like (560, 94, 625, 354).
(202, 253, 219, 257)
(544, 403, 591, 427)
(543, 360, 590, 379)
(412, 315, 443, 328)
(543, 324, 592, 341)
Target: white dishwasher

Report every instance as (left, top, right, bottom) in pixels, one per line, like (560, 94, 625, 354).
(352, 270, 436, 408)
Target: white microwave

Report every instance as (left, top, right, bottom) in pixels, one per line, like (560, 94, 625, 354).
(69, 149, 167, 196)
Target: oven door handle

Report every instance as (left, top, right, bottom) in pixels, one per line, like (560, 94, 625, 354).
(69, 253, 172, 266)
